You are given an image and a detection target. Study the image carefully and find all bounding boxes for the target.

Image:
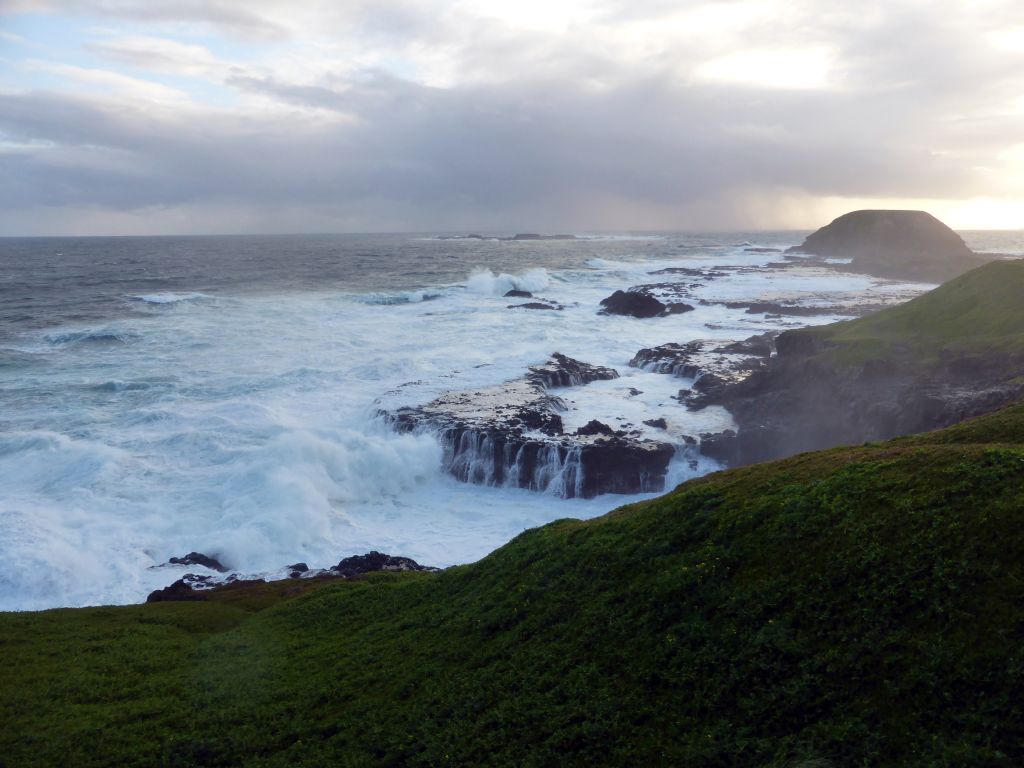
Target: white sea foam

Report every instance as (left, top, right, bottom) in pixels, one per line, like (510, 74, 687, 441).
(130, 292, 210, 304)
(0, 247, 936, 610)
(466, 268, 551, 295)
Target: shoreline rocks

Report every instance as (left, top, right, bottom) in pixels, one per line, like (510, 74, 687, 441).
(384, 353, 676, 498)
(147, 551, 438, 603)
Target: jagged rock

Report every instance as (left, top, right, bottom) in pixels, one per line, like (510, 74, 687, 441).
(786, 209, 988, 282)
(504, 289, 533, 298)
(630, 342, 705, 378)
(385, 353, 674, 498)
(287, 563, 309, 578)
(576, 420, 615, 436)
(665, 302, 696, 314)
(331, 551, 434, 578)
(527, 352, 618, 389)
(599, 290, 666, 318)
(643, 417, 668, 430)
(167, 552, 228, 573)
(146, 574, 214, 602)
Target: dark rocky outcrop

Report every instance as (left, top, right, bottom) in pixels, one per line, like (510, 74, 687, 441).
(630, 342, 706, 378)
(508, 302, 562, 311)
(576, 420, 615, 437)
(504, 289, 533, 298)
(384, 353, 675, 498)
(786, 209, 988, 282)
(167, 552, 228, 572)
(599, 290, 666, 318)
(526, 353, 618, 389)
(599, 289, 694, 318)
(331, 551, 433, 578)
(146, 574, 215, 602)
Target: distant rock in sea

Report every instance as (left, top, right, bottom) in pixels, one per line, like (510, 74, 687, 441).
(509, 233, 577, 241)
(787, 209, 988, 282)
(436, 233, 578, 241)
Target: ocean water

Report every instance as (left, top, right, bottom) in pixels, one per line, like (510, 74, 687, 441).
(1, 230, 1020, 611)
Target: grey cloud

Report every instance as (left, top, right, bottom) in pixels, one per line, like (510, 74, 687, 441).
(0, 69, 988, 224)
(1, 0, 1022, 233)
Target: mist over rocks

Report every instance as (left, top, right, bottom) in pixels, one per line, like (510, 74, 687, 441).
(693, 260, 1024, 466)
(787, 209, 989, 282)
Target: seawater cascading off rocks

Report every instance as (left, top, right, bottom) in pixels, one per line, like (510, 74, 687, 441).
(384, 353, 676, 498)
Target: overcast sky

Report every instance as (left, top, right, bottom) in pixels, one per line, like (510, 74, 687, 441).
(1, 0, 1022, 235)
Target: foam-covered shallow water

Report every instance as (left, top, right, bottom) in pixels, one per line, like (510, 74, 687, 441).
(0, 231, 1016, 610)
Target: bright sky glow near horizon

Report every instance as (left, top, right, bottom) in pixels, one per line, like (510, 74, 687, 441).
(0, 0, 1022, 235)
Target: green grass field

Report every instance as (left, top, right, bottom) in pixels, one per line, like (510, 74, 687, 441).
(3, 399, 1023, 767)
(786, 259, 1024, 365)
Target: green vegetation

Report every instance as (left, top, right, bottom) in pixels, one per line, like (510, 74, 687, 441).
(791, 258, 1024, 365)
(3, 402, 1024, 767)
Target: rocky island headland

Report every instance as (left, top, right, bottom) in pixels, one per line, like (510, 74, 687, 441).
(786, 208, 991, 282)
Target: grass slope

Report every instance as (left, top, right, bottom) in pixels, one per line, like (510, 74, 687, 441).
(3, 404, 1024, 767)
(790, 258, 1024, 365)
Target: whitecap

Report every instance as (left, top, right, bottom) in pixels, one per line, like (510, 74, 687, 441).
(129, 292, 210, 305)
(465, 267, 550, 295)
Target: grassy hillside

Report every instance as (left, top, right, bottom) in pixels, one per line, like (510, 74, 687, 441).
(3, 403, 1024, 767)
(789, 258, 1024, 365)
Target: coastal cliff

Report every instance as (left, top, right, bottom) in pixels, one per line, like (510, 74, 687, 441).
(696, 259, 1024, 466)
